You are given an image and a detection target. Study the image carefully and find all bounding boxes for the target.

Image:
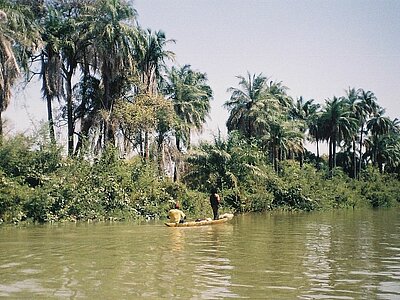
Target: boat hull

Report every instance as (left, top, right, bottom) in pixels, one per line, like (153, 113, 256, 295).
(165, 213, 234, 227)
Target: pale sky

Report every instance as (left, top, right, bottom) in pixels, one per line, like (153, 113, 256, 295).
(5, 0, 400, 145)
(134, 0, 400, 140)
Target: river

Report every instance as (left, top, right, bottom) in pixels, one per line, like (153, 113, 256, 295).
(0, 209, 399, 299)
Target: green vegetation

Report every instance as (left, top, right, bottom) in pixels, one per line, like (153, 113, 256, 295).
(0, 132, 399, 224)
(0, 0, 399, 224)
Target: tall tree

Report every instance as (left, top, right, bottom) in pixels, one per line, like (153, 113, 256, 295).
(73, 75, 102, 156)
(36, 0, 95, 156)
(164, 65, 212, 151)
(225, 73, 267, 139)
(0, 2, 40, 139)
(84, 0, 138, 149)
(356, 89, 378, 178)
(37, 6, 64, 145)
(267, 118, 304, 172)
(135, 28, 175, 95)
(365, 109, 393, 171)
(134, 28, 175, 159)
(291, 96, 320, 167)
(345, 87, 363, 178)
(320, 96, 358, 175)
(163, 64, 212, 180)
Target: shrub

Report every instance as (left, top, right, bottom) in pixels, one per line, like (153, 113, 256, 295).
(0, 173, 32, 223)
(0, 134, 61, 187)
(360, 167, 398, 208)
(366, 191, 392, 208)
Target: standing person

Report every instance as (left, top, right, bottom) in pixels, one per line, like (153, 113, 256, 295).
(209, 188, 221, 220)
(168, 202, 186, 223)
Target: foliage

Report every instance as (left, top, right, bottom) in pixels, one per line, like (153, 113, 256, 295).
(1, 2, 400, 224)
(0, 135, 202, 223)
(359, 167, 400, 208)
(0, 134, 61, 186)
(0, 131, 399, 224)
(0, 171, 32, 223)
(164, 64, 213, 150)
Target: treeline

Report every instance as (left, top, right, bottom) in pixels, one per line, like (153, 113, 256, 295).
(224, 73, 400, 179)
(0, 132, 399, 224)
(0, 1, 399, 224)
(1, 0, 212, 181)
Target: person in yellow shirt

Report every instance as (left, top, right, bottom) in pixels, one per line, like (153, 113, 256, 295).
(168, 202, 186, 223)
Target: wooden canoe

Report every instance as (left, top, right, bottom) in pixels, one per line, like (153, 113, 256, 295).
(165, 213, 234, 227)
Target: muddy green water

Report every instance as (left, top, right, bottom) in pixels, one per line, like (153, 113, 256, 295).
(1, 209, 399, 299)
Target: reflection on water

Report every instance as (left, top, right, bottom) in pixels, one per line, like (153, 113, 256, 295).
(189, 225, 238, 299)
(168, 227, 185, 252)
(0, 209, 399, 299)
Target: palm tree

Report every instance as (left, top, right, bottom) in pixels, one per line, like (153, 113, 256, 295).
(163, 64, 212, 181)
(60, 5, 88, 156)
(135, 28, 175, 95)
(37, 6, 64, 145)
(0, 2, 40, 139)
(308, 110, 323, 160)
(83, 0, 138, 150)
(320, 96, 358, 175)
(378, 133, 400, 174)
(134, 28, 175, 159)
(345, 87, 363, 178)
(164, 65, 212, 150)
(291, 96, 320, 167)
(356, 89, 379, 177)
(0, 10, 19, 139)
(365, 109, 393, 171)
(267, 80, 292, 111)
(366, 109, 392, 137)
(364, 133, 399, 174)
(73, 75, 103, 156)
(185, 135, 234, 193)
(224, 72, 270, 139)
(36, 0, 94, 155)
(184, 132, 269, 210)
(266, 118, 304, 173)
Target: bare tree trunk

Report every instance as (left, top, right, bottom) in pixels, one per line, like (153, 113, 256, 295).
(66, 73, 74, 156)
(102, 63, 116, 147)
(173, 151, 184, 182)
(352, 138, 357, 179)
(157, 133, 165, 174)
(46, 94, 56, 145)
(173, 160, 179, 182)
(187, 128, 191, 150)
(144, 131, 149, 160)
(358, 125, 364, 180)
(379, 161, 383, 173)
(0, 111, 3, 144)
(42, 51, 58, 146)
(332, 137, 337, 177)
(300, 150, 304, 169)
(273, 145, 279, 173)
(329, 137, 333, 176)
(74, 117, 92, 156)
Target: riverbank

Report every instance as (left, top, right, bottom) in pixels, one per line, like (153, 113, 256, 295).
(1, 135, 399, 225)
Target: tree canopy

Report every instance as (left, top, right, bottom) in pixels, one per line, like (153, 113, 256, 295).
(0, 0, 399, 224)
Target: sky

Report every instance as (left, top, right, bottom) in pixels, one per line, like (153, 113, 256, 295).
(5, 0, 400, 148)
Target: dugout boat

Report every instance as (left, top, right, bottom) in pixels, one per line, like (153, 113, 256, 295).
(165, 213, 234, 227)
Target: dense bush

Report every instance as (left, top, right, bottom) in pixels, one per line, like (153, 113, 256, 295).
(0, 136, 206, 223)
(360, 167, 400, 208)
(1, 134, 399, 224)
(0, 172, 33, 223)
(0, 134, 61, 187)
